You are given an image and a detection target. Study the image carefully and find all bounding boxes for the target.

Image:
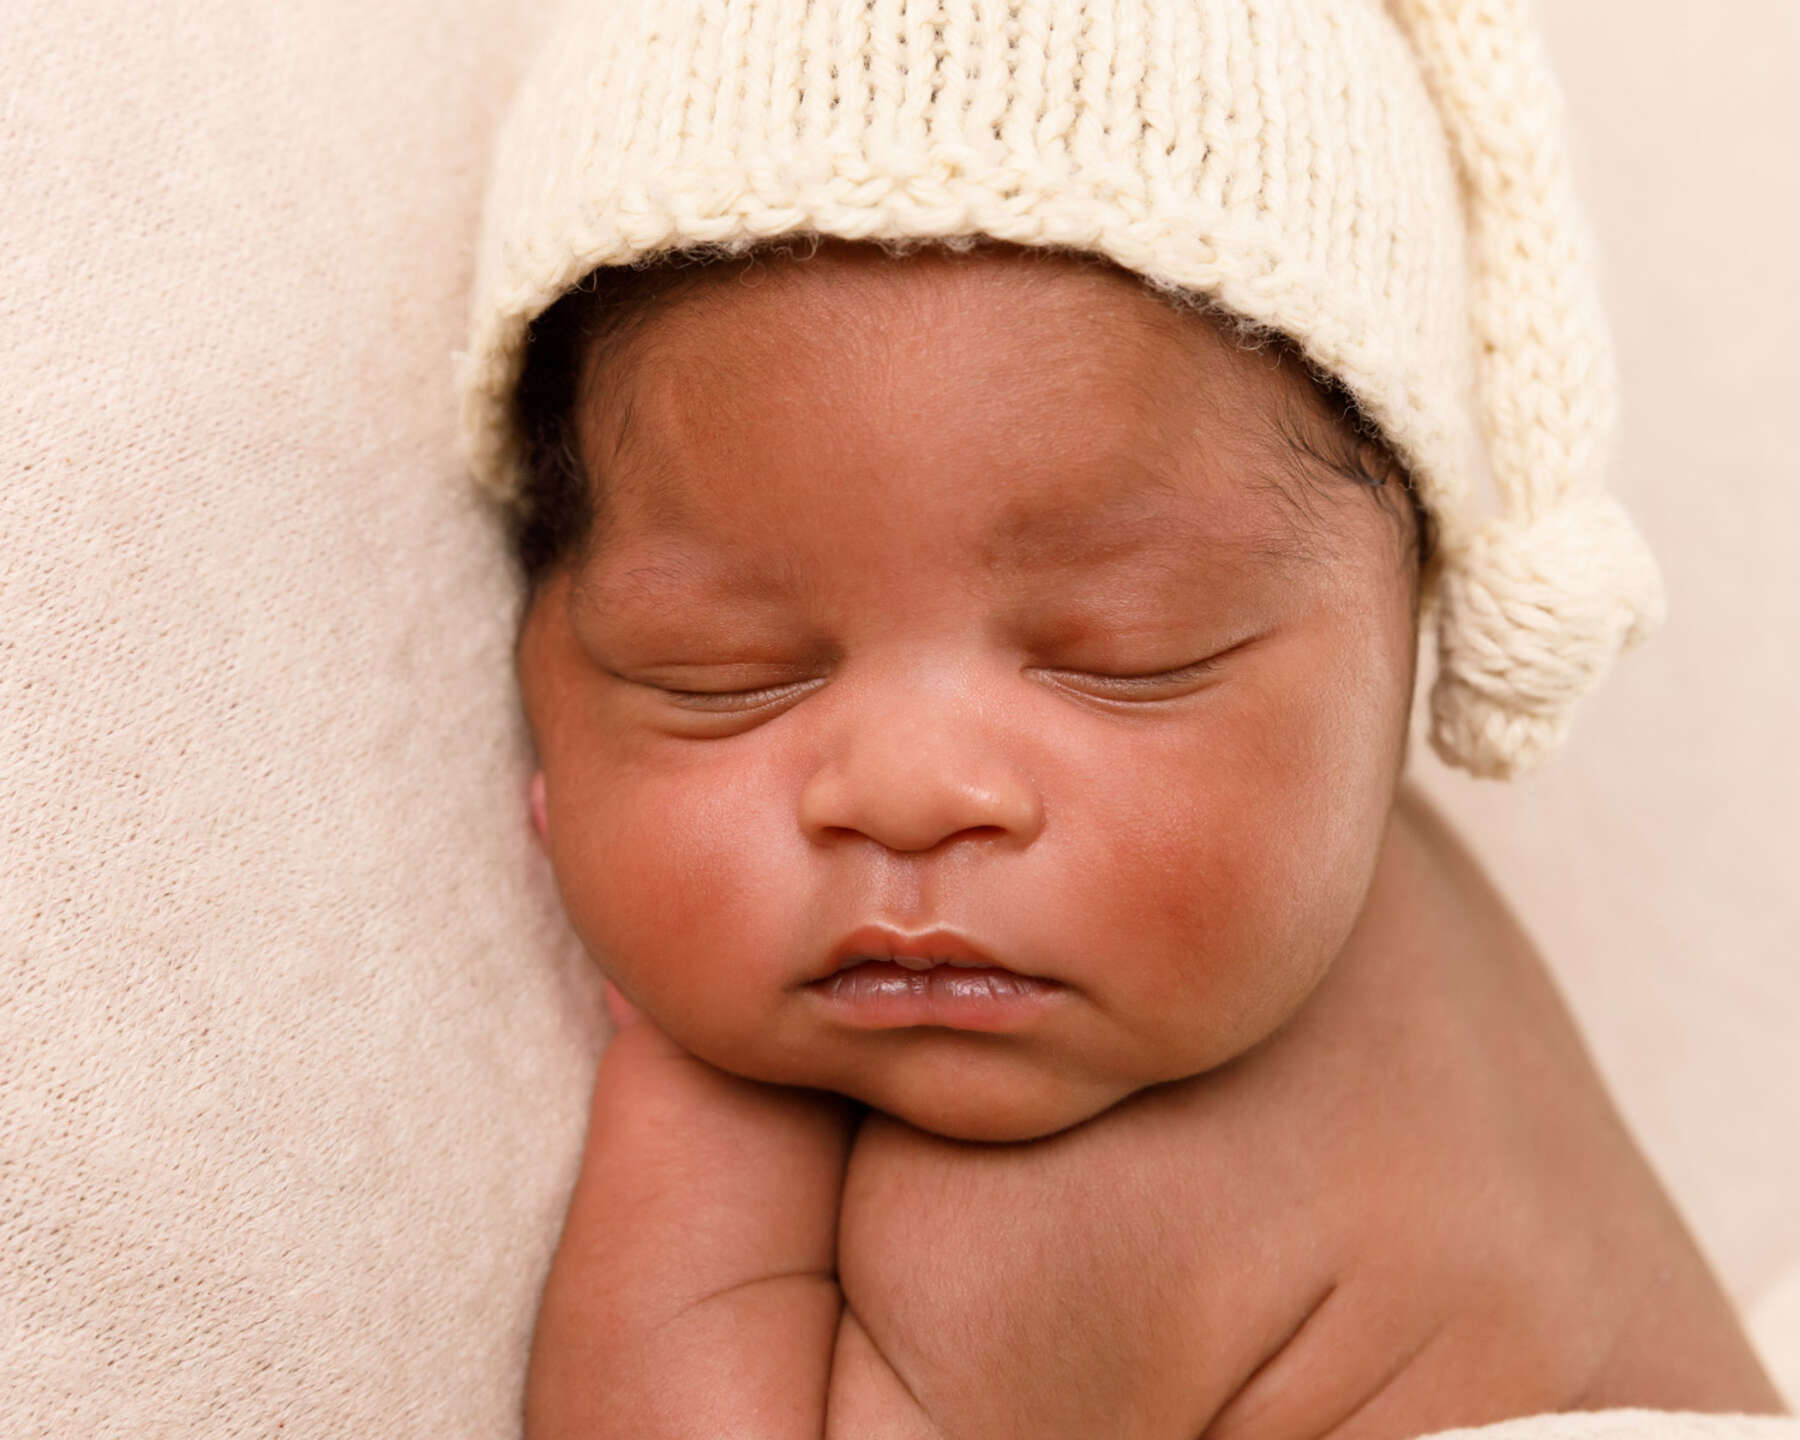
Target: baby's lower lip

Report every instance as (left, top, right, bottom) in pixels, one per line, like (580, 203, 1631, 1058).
(805, 960, 1065, 1032)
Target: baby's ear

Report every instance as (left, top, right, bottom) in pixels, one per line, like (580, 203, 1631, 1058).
(528, 770, 549, 851)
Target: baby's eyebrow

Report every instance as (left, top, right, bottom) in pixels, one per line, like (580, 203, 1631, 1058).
(568, 469, 1313, 620)
(571, 554, 703, 613)
(976, 486, 1308, 575)
(570, 546, 804, 619)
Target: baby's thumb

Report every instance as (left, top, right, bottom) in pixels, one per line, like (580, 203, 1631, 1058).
(603, 981, 644, 1029)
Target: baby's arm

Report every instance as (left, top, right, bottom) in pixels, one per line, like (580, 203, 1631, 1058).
(524, 989, 855, 1440)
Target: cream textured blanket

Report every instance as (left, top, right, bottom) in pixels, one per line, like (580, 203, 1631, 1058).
(1425, 1418, 1799, 1440)
(3, 0, 1794, 1434)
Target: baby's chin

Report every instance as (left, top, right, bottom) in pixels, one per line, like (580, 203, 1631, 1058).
(819, 1047, 1152, 1144)
(665, 999, 1251, 1142)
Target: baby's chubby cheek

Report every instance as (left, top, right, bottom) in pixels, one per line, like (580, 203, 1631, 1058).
(1060, 725, 1379, 1081)
(544, 746, 814, 1074)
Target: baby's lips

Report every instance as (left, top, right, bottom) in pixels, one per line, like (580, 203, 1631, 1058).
(603, 981, 644, 1029)
(823, 922, 1005, 977)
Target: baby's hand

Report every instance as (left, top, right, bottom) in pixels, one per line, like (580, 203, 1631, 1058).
(525, 984, 857, 1440)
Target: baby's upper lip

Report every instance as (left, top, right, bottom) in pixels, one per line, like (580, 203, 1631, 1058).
(821, 924, 1015, 978)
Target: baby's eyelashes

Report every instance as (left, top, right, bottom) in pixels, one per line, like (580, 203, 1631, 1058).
(1033, 655, 1230, 701)
(649, 677, 826, 710)
(599, 636, 1264, 732)
(1028, 632, 1265, 704)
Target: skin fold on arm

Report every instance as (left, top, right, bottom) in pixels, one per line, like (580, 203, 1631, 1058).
(524, 994, 857, 1440)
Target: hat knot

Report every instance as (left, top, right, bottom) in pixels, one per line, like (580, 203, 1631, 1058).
(1429, 490, 1665, 779)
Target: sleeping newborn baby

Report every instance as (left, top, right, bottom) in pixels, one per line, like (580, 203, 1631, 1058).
(457, 3, 1787, 1433)
(506, 237, 1780, 1438)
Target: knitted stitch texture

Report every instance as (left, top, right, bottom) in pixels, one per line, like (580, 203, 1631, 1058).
(457, 0, 1664, 778)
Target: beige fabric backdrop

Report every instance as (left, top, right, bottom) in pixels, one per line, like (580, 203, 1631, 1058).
(1415, 1, 1800, 1321)
(2, 0, 1795, 1433)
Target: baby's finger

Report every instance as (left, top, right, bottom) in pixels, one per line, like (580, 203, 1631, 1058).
(604, 980, 644, 1029)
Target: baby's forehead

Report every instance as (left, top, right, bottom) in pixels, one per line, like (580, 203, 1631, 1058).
(536, 238, 1424, 619)
(574, 244, 1343, 534)
(587, 240, 1267, 418)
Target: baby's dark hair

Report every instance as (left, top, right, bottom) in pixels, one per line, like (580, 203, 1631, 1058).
(509, 239, 1435, 594)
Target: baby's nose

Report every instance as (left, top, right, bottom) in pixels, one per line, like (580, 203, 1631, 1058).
(796, 697, 1044, 855)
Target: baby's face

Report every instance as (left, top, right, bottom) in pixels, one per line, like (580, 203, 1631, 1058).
(517, 242, 1420, 1141)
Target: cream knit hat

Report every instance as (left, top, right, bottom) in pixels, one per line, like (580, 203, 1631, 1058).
(457, 0, 1664, 780)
